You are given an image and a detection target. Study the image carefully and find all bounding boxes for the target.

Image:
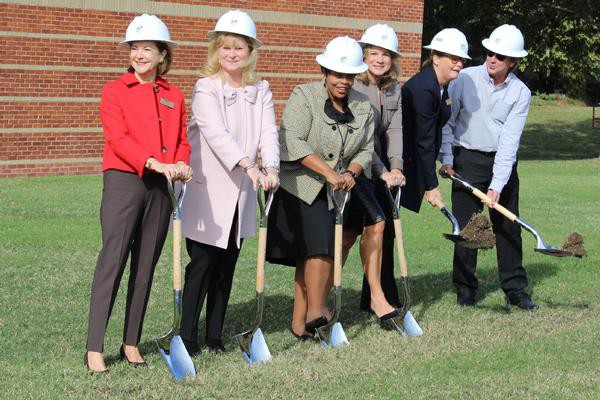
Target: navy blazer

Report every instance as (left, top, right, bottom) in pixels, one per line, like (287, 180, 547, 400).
(400, 65, 451, 213)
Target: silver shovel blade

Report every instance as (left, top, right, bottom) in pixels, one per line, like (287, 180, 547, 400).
(443, 233, 482, 249)
(402, 311, 423, 336)
(156, 335, 196, 381)
(318, 322, 348, 348)
(240, 328, 272, 364)
(535, 247, 576, 257)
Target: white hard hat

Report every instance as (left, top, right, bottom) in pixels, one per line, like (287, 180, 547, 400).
(358, 24, 399, 55)
(482, 24, 527, 58)
(120, 14, 176, 48)
(423, 28, 471, 59)
(208, 9, 262, 47)
(316, 36, 368, 74)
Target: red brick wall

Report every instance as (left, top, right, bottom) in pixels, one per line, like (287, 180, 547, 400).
(0, 1, 424, 177)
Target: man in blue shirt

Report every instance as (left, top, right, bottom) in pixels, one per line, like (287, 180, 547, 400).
(440, 25, 538, 310)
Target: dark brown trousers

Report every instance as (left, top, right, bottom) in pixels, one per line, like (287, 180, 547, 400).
(86, 170, 172, 352)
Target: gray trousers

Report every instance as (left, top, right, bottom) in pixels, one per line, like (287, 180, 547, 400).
(86, 170, 172, 352)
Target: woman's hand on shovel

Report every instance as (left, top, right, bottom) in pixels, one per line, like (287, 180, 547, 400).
(424, 187, 443, 207)
(381, 168, 406, 187)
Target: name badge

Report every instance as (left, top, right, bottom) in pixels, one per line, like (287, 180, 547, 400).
(160, 98, 174, 109)
(445, 98, 452, 106)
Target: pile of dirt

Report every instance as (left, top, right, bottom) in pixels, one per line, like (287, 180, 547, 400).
(460, 213, 496, 250)
(560, 232, 587, 258)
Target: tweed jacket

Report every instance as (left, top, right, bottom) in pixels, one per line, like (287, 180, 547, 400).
(353, 79, 403, 178)
(279, 80, 374, 206)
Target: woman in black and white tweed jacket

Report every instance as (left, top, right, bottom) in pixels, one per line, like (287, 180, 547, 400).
(266, 36, 398, 340)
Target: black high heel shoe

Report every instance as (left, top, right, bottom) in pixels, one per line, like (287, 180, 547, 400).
(304, 316, 328, 334)
(377, 308, 400, 323)
(290, 329, 315, 341)
(84, 352, 108, 373)
(120, 345, 148, 368)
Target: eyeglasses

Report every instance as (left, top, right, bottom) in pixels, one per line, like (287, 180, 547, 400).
(441, 53, 465, 64)
(487, 51, 507, 61)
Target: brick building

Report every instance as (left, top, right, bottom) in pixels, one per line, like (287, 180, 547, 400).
(0, 0, 424, 178)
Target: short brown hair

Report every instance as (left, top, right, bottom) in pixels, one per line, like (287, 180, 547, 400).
(127, 41, 173, 76)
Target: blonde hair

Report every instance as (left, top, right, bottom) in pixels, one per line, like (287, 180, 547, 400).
(356, 45, 401, 89)
(200, 33, 259, 86)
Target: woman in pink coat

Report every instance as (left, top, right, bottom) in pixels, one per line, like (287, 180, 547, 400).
(179, 10, 279, 355)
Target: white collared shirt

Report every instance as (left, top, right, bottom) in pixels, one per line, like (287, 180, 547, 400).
(440, 63, 531, 192)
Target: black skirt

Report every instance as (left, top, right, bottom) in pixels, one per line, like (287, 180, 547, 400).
(343, 178, 386, 233)
(266, 186, 334, 267)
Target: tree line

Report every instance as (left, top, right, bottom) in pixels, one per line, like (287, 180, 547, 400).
(422, 0, 600, 103)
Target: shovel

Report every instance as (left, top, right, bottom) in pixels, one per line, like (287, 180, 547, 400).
(234, 185, 274, 364)
(440, 170, 574, 257)
(432, 198, 481, 249)
(155, 181, 196, 381)
(384, 187, 423, 336)
(315, 186, 350, 348)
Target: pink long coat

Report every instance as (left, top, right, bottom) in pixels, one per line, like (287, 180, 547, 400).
(181, 76, 279, 249)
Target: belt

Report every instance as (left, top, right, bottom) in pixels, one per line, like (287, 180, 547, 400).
(455, 146, 496, 157)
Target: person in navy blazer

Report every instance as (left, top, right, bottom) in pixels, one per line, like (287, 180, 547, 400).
(401, 28, 471, 212)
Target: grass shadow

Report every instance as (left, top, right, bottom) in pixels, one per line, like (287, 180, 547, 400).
(520, 119, 600, 160)
(137, 261, 562, 355)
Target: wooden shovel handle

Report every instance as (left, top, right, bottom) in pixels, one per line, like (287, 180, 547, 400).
(173, 219, 182, 290)
(392, 219, 408, 278)
(334, 224, 342, 286)
(256, 227, 267, 293)
(431, 197, 446, 210)
(469, 188, 517, 222)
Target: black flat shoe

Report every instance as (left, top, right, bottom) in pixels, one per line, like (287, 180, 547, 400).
(120, 345, 148, 367)
(305, 316, 328, 333)
(506, 291, 539, 310)
(377, 308, 400, 323)
(182, 339, 200, 357)
(290, 329, 314, 341)
(457, 296, 477, 307)
(84, 352, 108, 374)
(204, 338, 225, 354)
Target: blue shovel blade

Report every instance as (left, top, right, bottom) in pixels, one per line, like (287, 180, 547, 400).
(402, 311, 423, 336)
(243, 328, 272, 364)
(159, 335, 196, 381)
(329, 322, 349, 348)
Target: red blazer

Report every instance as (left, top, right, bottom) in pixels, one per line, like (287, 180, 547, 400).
(100, 72, 191, 176)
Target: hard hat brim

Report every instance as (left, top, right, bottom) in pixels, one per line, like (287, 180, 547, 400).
(357, 40, 400, 56)
(315, 54, 368, 74)
(423, 44, 471, 60)
(481, 39, 527, 58)
(119, 39, 178, 49)
(207, 30, 263, 47)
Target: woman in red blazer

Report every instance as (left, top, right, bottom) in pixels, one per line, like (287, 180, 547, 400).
(84, 14, 192, 373)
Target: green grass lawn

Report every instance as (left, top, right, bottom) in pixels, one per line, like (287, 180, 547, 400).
(0, 105, 598, 399)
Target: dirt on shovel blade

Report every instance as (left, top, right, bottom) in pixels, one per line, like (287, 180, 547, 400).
(460, 213, 496, 249)
(560, 232, 587, 257)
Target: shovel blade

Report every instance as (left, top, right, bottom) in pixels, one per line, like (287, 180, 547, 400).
(241, 328, 272, 365)
(402, 311, 423, 336)
(157, 335, 196, 381)
(443, 233, 481, 249)
(319, 322, 348, 348)
(535, 247, 577, 257)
